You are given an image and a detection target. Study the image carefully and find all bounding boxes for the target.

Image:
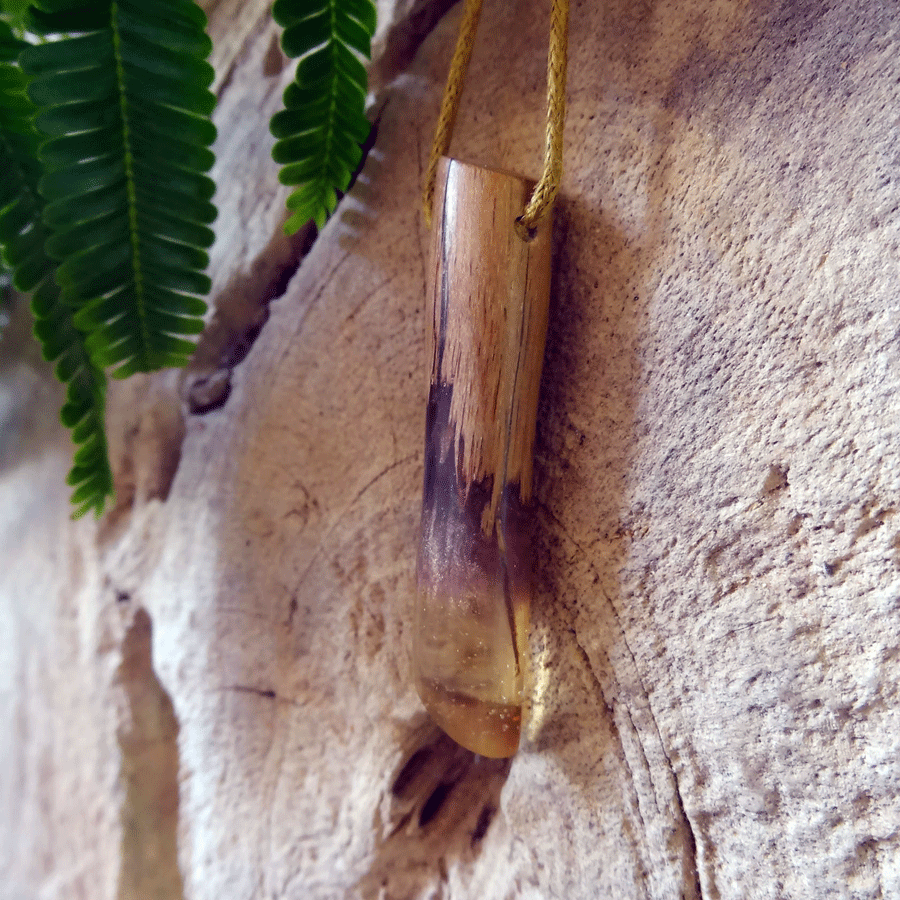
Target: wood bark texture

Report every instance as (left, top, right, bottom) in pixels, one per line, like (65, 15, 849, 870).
(2, 0, 899, 899)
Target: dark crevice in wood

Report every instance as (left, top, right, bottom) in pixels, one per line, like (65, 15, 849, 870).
(660, 743, 710, 900)
(418, 779, 456, 827)
(183, 111, 384, 418)
(359, 730, 511, 897)
(391, 746, 433, 797)
(222, 685, 277, 700)
(470, 803, 494, 845)
(182, 222, 314, 415)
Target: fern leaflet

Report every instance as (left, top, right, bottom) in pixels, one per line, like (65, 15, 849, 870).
(0, 1, 29, 36)
(0, 18, 113, 517)
(21, 0, 218, 380)
(270, 0, 376, 233)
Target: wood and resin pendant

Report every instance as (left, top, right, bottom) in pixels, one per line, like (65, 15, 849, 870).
(414, 158, 553, 758)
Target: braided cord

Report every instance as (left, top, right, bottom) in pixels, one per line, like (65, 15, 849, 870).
(422, 0, 484, 227)
(423, 0, 569, 240)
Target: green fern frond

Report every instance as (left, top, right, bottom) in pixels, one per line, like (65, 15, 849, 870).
(270, 0, 376, 234)
(0, 19, 113, 517)
(20, 0, 217, 380)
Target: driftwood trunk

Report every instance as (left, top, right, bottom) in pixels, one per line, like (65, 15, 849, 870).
(2, 1, 899, 899)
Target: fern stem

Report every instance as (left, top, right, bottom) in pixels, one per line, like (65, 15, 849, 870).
(110, 1, 150, 363)
(322, 0, 338, 209)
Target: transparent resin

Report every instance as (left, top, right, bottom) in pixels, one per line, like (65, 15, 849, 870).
(414, 384, 531, 758)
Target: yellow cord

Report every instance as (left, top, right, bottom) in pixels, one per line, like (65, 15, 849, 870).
(423, 0, 570, 240)
(516, 0, 569, 239)
(422, 0, 484, 228)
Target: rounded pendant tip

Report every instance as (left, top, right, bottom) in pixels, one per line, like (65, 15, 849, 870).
(415, 676, 521, 758)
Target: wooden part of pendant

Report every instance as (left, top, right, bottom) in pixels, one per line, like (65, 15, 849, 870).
(414, 157, 553, 758)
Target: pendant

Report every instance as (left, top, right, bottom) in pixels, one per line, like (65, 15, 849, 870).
(414, 157, 553, 758)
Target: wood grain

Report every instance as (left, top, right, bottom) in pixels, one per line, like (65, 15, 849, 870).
(428, 157, 552, 526)
(3, 1, 900, 898)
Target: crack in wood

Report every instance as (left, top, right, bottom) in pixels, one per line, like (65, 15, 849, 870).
(221, 685, 278, 700)
(184, 224, 314, 415)
(539, 500, 710, 898)
(661, 745, 707, 900)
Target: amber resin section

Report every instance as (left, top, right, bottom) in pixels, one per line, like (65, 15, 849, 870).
(413, 158, 552, 758)
(415, 386, 532, 758)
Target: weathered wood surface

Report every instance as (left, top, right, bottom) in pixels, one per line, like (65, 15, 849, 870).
(2, 1, 899, 898)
